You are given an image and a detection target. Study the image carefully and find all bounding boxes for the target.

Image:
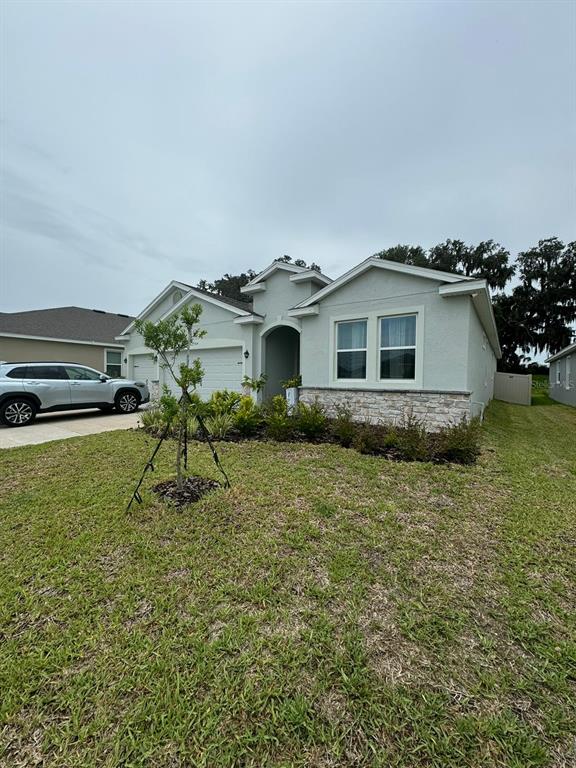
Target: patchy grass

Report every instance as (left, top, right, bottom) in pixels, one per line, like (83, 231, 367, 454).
(0, 400, 575, 767)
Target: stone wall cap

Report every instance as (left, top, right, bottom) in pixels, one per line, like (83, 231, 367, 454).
(300, 386, 472, 396)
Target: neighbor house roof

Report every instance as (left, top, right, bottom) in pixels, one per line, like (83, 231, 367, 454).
(0, 306, 134, 345)
(545, 341, 576, 364)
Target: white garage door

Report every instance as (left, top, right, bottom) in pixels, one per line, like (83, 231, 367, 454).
(164, 347, 243, 399)
(131, 354, 157, 385)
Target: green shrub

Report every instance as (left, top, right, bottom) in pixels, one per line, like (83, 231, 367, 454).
(140, 405, 167, 434)
(186, 391, 211, 419)
(434, 418, 481, 464)
(204, 412, 235, 439)
(294, 400, 327, 439)
(331, 404, 356, 447)
(209, 389, 242, 416)
(352, 424, 384, 455)
(234, 396, 263, 436)
(265, 395, 293, 441)
(187, 414, 200, 438)
(281, 374, 302, 389)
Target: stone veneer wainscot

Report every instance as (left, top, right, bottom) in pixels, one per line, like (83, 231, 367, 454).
(299, 387, 472, 431)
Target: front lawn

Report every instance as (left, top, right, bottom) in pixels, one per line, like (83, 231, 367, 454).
(1, 401, 575, 767)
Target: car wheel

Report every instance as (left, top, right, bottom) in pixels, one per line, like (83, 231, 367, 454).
(115, 391, 140, 414)
(0, 398, 37, 427)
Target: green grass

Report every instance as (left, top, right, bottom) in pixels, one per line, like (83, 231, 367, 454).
(0, 401, 575, 767)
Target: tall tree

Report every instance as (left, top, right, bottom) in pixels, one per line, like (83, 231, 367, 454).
(197, 271, 256, 304)
(512, 238, 576, 355)
(372, 244, 428, 267)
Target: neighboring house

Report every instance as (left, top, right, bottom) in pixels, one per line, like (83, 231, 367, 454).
(546, 342, 575, 407)
(0, 307, 134, 377)
(120, 258, 501, 429)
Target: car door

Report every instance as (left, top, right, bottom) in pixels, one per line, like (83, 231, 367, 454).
(64, 365, 110, 405)
(23, 365, 71, 409)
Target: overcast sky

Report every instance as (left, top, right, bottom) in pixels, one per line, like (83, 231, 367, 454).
(1, 0, 574, 316)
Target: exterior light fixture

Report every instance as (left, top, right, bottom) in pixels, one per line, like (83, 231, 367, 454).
(244, 350, 250, 359)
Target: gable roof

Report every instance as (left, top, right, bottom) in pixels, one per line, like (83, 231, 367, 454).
(294, 257, 472, 308)
(545, 341, 576, 364)
(241, 261, 332, 293)
(160, 285, 255, 322)
(0, 306, 134, 345)
(120, 280, 192, 334)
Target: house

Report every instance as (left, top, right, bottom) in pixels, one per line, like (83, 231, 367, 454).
(119, 258, 501, 428)
(545, 342, 575, 407)
(0, 307, 134, 377)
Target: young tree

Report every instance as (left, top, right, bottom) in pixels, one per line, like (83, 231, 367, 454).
(135, 304, 206, 490)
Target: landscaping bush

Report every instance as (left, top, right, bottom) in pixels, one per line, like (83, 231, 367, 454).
(265, 395, 293, 441)
(204, 412, 235, 439)
(394, 414, 430, 462)
(293, 400, 327, 439)
(434, 417, 482, 464)
(139, 405, 167, 435)
(331, 404, 356, 447)
(209, 389, 242, 416)
(187, 414, 200, 438)
(352, 424, 385, 455)
(234, 396, 263, 436)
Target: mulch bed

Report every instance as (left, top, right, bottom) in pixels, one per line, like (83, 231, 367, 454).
(153, 477, 221, 507)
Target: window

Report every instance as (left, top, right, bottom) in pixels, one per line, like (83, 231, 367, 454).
(336, 320, 367, 379)
(64, 366, 102, 381)
(379, 314, 416, 380)
(106, 350, 122, 377)
(28, 366, 68, 380)
(566, 356, 572, 389)
(6, 367, 29, 379)
(556, 362, 561, 385)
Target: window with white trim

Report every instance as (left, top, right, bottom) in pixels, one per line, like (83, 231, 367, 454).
(336, 320, 367, 379)
(556, 362, 561, 385)
(106, 349, 122, 377)
(566, 355, 572, 389)
(379, 314, 416, 380)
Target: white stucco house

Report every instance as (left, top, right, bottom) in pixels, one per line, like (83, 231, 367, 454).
(118, 257, 501, 429)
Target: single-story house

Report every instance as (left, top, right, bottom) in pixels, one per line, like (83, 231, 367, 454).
(119, 257, 501, 429)
(0, 306, 134, 377)
(545, 341, 575, 407)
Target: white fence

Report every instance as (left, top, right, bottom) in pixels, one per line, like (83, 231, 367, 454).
(494, 372, 532, 406)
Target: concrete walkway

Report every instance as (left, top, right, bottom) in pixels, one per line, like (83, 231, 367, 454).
(0, 409, 143, 448)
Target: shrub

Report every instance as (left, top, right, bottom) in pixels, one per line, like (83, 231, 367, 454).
(186, 391, 211, 419)
(352, 424, 384, 455)
(140, 405, 167, 435)
(209, 389, 242, 416)
(393, 412, 431, 462)
(265, 395, 293, 441)
(187, 414, 200, 438)
(294, 400, 327, 439)
(234, 396, 263, 436)
(331, 404, 356, 447)
(434, 418, 481, 464)
(204, 412, 235, 439)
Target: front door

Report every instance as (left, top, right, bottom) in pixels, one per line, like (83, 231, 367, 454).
(64, 365, 110, 405)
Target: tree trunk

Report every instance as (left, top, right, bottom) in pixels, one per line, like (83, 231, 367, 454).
(175, 389, 187, 491)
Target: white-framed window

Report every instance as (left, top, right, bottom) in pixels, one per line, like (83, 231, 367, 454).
(379, 314, 417, 380)
(566, 356, 572, 389)
(336, 319, 367, 379)
(106, 349, 123, 377)
(556, 362, 561, 385)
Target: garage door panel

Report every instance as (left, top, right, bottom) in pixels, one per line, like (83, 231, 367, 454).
(131, 354, 157, 384)
(165, 347, 243, 399)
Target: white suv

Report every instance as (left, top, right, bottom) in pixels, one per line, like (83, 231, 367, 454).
(0, 362, 150, 427)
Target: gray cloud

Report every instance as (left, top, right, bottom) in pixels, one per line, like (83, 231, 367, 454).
(1, 0, 574, 314)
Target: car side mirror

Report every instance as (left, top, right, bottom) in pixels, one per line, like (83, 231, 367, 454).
(100, 375, 108, 382)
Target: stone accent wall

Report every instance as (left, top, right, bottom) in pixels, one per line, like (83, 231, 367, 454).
(299, 387, 471, 431)
(149, 380, 161, 403)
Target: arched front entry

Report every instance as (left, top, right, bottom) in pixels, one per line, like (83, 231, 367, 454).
(262, 325, 300, 399)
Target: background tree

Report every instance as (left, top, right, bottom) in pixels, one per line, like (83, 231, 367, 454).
(374, 239, 514, 290)
(197, 271, 256, 304)
(135, 304, 206, 490)
(509, 238, 576, 356)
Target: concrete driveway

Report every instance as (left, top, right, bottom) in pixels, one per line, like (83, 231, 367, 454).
(0, 409, 143, 448)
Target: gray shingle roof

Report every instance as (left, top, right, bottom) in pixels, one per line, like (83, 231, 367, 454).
(0, 307, 135, 345)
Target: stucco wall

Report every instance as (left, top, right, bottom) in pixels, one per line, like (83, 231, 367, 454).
(251, 270, 317, 318)
(0, 336, 124, 373)
(549, 355, 576, 406)
(299, 268, 472, 392)
(467, 303, 497, 415)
